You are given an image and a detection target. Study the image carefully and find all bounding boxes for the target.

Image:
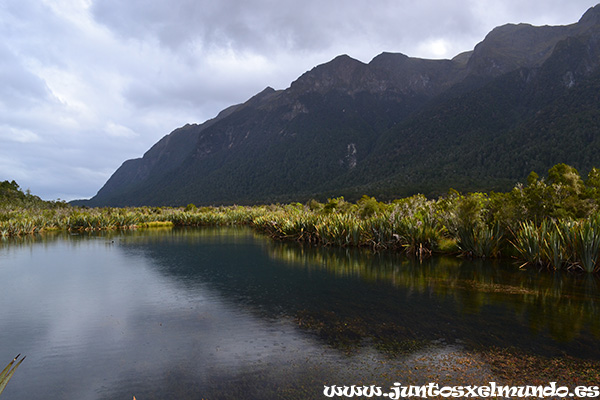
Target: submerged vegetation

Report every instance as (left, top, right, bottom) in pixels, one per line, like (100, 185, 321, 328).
(5, 163, 600, 272)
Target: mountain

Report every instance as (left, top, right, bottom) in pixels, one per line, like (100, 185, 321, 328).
(79, 5, 600, 207)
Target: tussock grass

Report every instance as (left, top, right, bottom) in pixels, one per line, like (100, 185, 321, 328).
(4, 190, 600, 273)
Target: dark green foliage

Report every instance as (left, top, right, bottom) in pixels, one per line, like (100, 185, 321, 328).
(356, 195, 384, 218)
(0, 180, 65, 209)
(184, 203, 197, 212)
(0, 180, 34, 206)
(437, 191, 503, 258)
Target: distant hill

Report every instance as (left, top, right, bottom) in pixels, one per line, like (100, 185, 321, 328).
(76, 5, 600, 207)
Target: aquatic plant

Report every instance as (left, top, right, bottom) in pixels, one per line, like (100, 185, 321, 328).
(0, 354, 25, 397)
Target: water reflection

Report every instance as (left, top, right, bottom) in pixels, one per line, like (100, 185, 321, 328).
(119, 228, 600, 356)
(265, 240, 600, 346)
(0, 228, 599, 400)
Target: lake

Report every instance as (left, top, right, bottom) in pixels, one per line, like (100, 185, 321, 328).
(1, 227, 599, 399)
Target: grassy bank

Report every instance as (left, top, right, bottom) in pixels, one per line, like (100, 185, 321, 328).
(4, 163, 600, 272)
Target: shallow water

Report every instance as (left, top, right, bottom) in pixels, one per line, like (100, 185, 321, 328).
(0, 227, 599, 399)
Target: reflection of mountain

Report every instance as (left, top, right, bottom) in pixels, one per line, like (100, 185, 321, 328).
(126, 227, 600, 358)
(267, 240, 600, 345)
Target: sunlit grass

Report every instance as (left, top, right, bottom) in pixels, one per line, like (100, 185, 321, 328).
(3, 194, 600, 272)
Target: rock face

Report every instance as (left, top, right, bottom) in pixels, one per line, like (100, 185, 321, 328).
(79, 5, 600, 206)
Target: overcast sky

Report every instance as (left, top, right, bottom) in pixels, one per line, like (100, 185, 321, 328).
(1, 0, 598, 201)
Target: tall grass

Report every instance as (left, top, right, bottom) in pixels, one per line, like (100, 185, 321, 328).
(251, 202, 443, 257)
(4, 196, 600, 272)
(392, 214, 443, 257)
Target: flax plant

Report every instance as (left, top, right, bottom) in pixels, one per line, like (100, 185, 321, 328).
(5, 177, 600, 274)
(393, 215, 443, 257)
(315, 213, 364, 247)
(510, 218, 600, 272)
(568, 216, 600, 273)
(455, 224, 504, 258)
(541, 220, 569, 270)
(511, 220, 545, 268)
(511, 219, 569, 270)
(366, 215, 394, 248)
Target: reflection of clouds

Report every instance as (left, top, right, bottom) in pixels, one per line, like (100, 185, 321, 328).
(1, 234, 370, 399)
(3, 230, 600, 399)
(0, 238, 184, 398)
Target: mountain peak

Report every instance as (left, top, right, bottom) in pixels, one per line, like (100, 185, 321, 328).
(316, 54, 365, 72)
(330, 53, 359, 63)
(579, 4, 600, 26)
(249, 86, 277, 101)
(289, 54, 367, 93)
(466, 21, 574, 76)
(369, 52, 410, 68)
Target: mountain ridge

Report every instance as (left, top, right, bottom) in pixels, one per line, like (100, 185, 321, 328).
(76, 4, 600, 207)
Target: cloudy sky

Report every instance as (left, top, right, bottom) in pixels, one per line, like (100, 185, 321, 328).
(1, 0, 598, 201)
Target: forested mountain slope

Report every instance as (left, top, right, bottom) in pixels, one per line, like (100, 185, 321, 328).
(78, 5, 600, 206)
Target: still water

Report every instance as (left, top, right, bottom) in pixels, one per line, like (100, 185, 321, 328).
(1, 227, 599, 399)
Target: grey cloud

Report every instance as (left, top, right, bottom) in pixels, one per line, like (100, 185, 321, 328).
(89, 0, 600, 67)
(2, 0, 74, 67)
(90, 0, 487, 56)
(91, 0, 327, 53)
(0, 44, 52, 107)
(124, 80, 229, 111)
